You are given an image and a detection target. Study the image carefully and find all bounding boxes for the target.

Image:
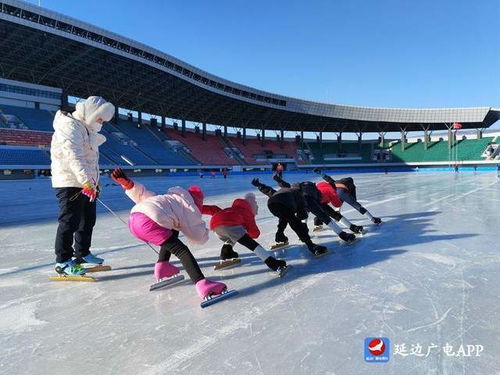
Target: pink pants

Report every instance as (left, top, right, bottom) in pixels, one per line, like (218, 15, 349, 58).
(128, 212, 172, 246)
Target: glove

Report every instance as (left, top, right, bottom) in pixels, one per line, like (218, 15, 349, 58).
(82, 182, 98, 202)
(110, 168, 134, 190)
(251, 178, 262, 187)
(313, 168, 322, 175)
(372, 217, 382, 225)
(339, 231, 356, 243)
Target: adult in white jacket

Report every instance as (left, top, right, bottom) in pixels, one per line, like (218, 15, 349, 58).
(51, 96, 114, 276)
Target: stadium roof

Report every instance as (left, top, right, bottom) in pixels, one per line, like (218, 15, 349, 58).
(1, 0, 499, 133)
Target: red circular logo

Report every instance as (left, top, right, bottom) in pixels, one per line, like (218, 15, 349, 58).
(368, 338, 385, 356)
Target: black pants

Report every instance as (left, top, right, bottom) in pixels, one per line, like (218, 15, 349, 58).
(159, 232, 205, 283)
(314, 204, 342, 226)
(268, 202, 313, 246)
(54, 187, 96, 263)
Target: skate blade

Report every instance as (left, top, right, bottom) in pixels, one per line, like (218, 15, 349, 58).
(276, 265, 292, 278)
(214, 258, 242, 271)
(85, 265, 112, 273)
(270, 242, 289, 251)
(50, 275, 95, 282)
(149, 275, 185, 291)
(200, 290, 238, 308)
(344, 238, 359, 246)
(314, 249, 332, 258)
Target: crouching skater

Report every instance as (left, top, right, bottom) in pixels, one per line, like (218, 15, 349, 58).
(202, 192, 290, 277)
(251, 178, 329, 257)
(110, 168, 236, 306)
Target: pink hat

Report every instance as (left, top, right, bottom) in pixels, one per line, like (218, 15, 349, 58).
(188, 185, 204, 210)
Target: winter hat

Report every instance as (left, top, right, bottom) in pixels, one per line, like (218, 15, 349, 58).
(188, 185, 204, 211)
(244, 192, 258, 215)
(73, 96, 115, 132)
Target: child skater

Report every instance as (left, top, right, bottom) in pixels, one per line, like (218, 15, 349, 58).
(202, 192, 290, 277)
(272, 174, 359, 243)
(251, 178, 329, 257)
(313, 169, 382, 226)
(110, 168, 233, 302)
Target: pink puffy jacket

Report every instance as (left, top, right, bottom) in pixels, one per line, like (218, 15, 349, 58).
(126, 182, 209, 245)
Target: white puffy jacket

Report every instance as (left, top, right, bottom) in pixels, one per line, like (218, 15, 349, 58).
(50, 97, 114, 188)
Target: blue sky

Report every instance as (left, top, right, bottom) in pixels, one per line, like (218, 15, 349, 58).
(33, 0, 500, 134)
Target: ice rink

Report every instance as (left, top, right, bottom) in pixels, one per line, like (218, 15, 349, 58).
(0, 171, 499, 375)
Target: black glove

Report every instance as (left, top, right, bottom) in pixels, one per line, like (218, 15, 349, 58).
(313, 168, 322, 175)
(339, 231, 356, 243)
(251, 178, 262, 187)
(372, 217, 382, 225)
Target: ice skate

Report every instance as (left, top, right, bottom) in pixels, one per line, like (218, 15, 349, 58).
(214, 244, 242, 270)
(50, 260, 94, 282)
(270, 241, 290, 251)
(310, 244, 331, 258)
(350, 224, 366, 235)
(339, 231, 357, 245)
(265, 257, 291, 278)
(150, 261, 185, 291)
(196, 279, 238, 308)
(76, 253, 111, 272)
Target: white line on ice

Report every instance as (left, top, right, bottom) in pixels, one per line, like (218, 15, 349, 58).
(406, 307, 453, 333)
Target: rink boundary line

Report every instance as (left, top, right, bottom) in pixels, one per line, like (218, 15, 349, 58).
(423, 180, 498, 207)
(144, 272, 329, 374)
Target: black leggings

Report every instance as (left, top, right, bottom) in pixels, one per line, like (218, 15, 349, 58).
(268, 202, 313, 246)
(237, 233, 259, 251)
(159, 232, 204, 283)
(314, 204, 343, 226)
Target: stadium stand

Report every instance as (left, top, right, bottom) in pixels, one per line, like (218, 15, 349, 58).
(0, 105, 54, 131)
(164, 128, 238, 165)
(0, 146, 51, 165)
(0, 129, 52, 147)
(389, 137, 495, 162)
(111, 120, 193, 165)
(306, 141, 374, 163)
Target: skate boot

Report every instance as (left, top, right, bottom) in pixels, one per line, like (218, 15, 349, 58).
(55, 260, 86, 276)
(50, 259, 94, 282)
(76, 252, 104, 265)
(372, 217, 382, 225)
(308, 244, 330, 258)
(76, 252, 111, 272)
(271, 232, 289, 250)
(350, 224, 366, 235)
(220, 244, 239, 260)
(214, 244, 241, 270)
(154, 261, 180, 280)
(339, 231, 357, 244)
(264, 257, 291, 277)
(150, 261, 184, 291)
(195, 279, 227, 299)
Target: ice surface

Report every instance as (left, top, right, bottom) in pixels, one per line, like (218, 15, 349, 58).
(0, 171, 499, 375)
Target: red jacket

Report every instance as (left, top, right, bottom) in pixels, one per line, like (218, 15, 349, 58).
(316, 181, 343, 208)
(202, 199, 260, 238)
